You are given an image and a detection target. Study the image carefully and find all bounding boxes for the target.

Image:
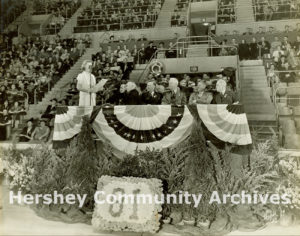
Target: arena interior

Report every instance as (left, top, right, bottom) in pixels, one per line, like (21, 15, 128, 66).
(0, 0, 300, 151)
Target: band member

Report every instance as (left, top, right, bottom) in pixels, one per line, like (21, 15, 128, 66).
(76, 60, 97, 106)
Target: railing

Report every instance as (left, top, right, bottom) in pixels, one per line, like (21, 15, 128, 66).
(33, 81, 51, 105)
(252, 2, 300, 21)
(136, 44, 239, 83)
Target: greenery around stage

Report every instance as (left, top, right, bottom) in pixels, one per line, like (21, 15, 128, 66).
(1, 116, 300, 233)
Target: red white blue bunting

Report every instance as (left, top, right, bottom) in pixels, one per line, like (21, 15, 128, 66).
(53, 105, 252, 153)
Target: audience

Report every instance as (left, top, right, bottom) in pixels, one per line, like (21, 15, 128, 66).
(74, 0, 163, 33)
(218, 0, 236, 24)
(32, 0, 81, 35)
(253, 0, 300, 22)
(18, 118, 35, 142)
(32, 119, 50, 142)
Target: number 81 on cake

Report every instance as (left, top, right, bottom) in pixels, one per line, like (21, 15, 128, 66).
(92, 176, 163, 233)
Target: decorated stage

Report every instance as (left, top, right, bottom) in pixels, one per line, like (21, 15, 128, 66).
(1, 105, 300, 235)
(53, 104, 252, 154)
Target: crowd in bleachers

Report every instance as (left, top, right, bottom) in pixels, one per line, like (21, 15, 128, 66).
(220, 23, 300, 36)
(253, 0, 300, 21)
(171, 0, 188, 27)
(1, 0, 26, 31)
(0, 33, 92, 141)
(32, 0, 81, 35)
(217, 0, 236, 24)
(74, 0, 163, 33)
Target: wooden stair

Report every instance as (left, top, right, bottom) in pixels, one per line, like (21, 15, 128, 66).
(155, 0, 178, 28)
(236, 0, 255, 23)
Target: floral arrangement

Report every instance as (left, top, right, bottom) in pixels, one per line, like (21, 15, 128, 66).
(1, 119, 300, 234)
(92, 176, 163, 233)
(276, 157, 300, 216)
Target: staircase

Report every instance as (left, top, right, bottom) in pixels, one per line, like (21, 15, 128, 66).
(58, 7, 85, 36)
(239, 60, 277, 136)
(235, 0, 255, 23)
(155, 0, 178, 28)
(130, 64, 149, 84)
(58, 0, 93, 36)
(186, 44, 209, 57)
(25, 48, 95, 118)
(4, 9, 31, 32)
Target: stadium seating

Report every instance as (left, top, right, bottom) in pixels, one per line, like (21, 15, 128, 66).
(74, 0, 164, 33)
(253, 0, 300, 22)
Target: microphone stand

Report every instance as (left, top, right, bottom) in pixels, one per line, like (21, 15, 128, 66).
(90, 71, 91, 106)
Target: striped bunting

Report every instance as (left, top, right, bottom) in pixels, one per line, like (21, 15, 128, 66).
(53, 106, 94, 141)
(197, 104, 252, 145)
(92, 105, 194, 154)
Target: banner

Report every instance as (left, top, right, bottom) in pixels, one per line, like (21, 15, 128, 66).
(53, 105, 252, 154)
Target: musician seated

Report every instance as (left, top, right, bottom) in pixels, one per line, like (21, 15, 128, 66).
(189, 81, 213, 105)
(141, 81, 162, 105)
(19, 118, 35, 142)
(162, 78, 187, 105)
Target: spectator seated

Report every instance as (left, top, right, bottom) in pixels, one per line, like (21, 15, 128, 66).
(217, 0, 236, 24)
(253, 0, 300, 22)
(74, 0, 164, 33)
(32, 0, 81, 35)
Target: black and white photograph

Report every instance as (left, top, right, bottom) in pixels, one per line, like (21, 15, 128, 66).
(1, 0, 300, 235)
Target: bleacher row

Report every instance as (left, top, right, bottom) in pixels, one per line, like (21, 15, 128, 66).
(74, 0, 164, 33)
(253, 0, 300, 21)
(259, 31, 300, 149)
(0, 34, 92, 142)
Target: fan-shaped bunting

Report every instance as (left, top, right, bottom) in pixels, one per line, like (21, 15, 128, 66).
(196, 104, 252, 145)
(53, 106, 94, 141)
(92, 105, 194, 154)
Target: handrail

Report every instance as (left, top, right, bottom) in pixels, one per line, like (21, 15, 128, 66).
(136, 44, 239, 83)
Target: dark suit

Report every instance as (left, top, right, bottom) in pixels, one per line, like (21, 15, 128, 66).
(41, 105, 56, 119)
(124, 89, 141, 105)
(141, 91, 162, 105)
(19, 126, 35, 142)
